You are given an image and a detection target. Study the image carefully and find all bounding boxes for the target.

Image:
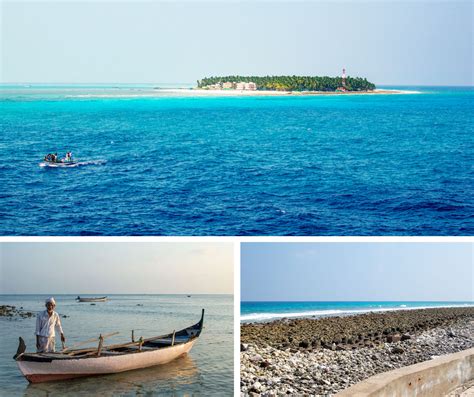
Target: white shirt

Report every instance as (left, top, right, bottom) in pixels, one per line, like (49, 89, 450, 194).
(35, 310, 63, 338)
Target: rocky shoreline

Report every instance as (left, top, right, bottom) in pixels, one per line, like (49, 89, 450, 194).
(0, 305, 34, 319)
(240, 307, 474, 396)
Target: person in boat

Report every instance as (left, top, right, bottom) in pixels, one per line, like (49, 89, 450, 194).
(35, 297, 66, 353)
(44, 154, 52, 162)
(65, 151, 73, 162)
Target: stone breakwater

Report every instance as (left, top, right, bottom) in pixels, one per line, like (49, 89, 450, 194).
(240, 308, 474, 396)
(241, 307, 474, 351)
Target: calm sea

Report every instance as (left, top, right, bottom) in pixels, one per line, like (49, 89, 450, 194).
(1, 85, 473, 235)
(240, 301, 474, 323)
(0, 294, 233, 396)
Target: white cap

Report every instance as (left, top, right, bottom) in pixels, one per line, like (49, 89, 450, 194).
(45, 297, 56, 305)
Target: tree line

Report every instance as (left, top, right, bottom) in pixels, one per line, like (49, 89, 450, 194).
(197, 75, 376, 91)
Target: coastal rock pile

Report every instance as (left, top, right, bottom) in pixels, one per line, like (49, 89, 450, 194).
(241, 307, 474, 352)
(240, 308, 474, 396)
(0, 305, 34, 319)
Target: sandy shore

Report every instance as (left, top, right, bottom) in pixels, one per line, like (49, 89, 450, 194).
(161, 88, 417, 97)
(240, 307, 474, 396)
(69, 88, 420, 99)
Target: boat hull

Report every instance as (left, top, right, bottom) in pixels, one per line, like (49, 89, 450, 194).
(39, 161, 77, 168)
(77, 297, 107, 302)
(25, 373, 91, 383)
(18, 339, 196, 383)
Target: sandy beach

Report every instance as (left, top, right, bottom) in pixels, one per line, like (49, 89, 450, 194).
(166, 88, 414, 97)
(240, 307, 474, 395)
(68, 87, 419, 99)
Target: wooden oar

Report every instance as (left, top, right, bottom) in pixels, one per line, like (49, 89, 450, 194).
(60, 332, 119, 353)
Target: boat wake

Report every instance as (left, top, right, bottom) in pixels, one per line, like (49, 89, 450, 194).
(39, 160, 107, 168)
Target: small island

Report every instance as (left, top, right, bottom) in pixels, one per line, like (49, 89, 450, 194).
(197, 70, 377, 94)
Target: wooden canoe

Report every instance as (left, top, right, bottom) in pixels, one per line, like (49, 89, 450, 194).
(76, 296, 108, 302)
(14, 309, 204, 383)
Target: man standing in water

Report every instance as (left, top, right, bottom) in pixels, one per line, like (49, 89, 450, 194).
(35, 297, 66, 353)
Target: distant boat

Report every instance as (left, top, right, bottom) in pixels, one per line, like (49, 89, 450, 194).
(39, 160, 77, 168)
(14, 309, 204, 383)
(187, 295, 191, 298)
(76, 296, 107, 303)
(40, 153, 76, 168)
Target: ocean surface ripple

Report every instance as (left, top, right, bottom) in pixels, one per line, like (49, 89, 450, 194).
(1, 86, 473, 235)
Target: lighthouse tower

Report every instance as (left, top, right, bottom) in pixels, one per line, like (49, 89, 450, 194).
(342, 68, 346, 91)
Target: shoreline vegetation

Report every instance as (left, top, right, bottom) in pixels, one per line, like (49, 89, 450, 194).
(197, 75, 376, 92)
(240, 307, 474, 395)
(193, 75, 415, 96)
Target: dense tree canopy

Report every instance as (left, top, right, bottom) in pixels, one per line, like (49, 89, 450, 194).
(197, 75, 376, 91)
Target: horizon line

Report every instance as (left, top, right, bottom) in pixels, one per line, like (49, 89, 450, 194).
(0, 293, 233, 296)
(241, 299, 474, 303)
(1, 82, 473, 88)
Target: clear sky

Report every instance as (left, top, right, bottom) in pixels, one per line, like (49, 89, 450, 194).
(2, 1, 472, 85)
(0, 242, 233, 294)
(241, 242, 474, 301)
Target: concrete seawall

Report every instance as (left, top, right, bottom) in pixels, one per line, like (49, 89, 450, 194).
(337, 347, 474, 397)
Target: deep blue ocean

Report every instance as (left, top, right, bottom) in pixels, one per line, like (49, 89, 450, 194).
(0, 294, 233, 395)
(240, 301, 474, 323)
(1, 85, 472, 235)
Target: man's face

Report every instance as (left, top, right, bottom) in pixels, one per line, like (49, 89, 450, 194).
(46, 302, 55, 313)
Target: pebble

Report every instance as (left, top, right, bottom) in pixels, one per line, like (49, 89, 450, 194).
(241, 311, 474, 396)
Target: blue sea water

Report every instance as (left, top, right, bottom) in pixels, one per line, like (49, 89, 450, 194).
(240, 301, 474, 323)
(1, 85, 473, 235)
(0, 294, 233, 396)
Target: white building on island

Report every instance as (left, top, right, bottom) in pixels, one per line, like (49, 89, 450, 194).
(235, 82, 257, 91)
(203, 81, 257, 91)
(245, 82, 257, 91)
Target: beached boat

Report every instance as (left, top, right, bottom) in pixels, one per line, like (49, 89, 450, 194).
(14, 309, 204, 383)
(76, 296, 107, 302)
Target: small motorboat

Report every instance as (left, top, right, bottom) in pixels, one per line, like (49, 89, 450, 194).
(40, 153, 76, 168)
(14, 309, 204, 383)
(39, 160, 77, 168)
(76, 296, 108, 303)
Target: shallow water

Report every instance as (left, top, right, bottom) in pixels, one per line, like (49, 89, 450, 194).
(1, 86, 473, 235)
(0, 294, 233, 396)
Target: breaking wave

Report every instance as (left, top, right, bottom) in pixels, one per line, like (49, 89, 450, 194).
(240, 303, 473, 323)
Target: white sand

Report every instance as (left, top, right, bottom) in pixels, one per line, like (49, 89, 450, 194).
(67, 88, 420, 99)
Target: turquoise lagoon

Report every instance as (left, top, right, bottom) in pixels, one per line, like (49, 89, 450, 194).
(1, 85, 472, 235)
